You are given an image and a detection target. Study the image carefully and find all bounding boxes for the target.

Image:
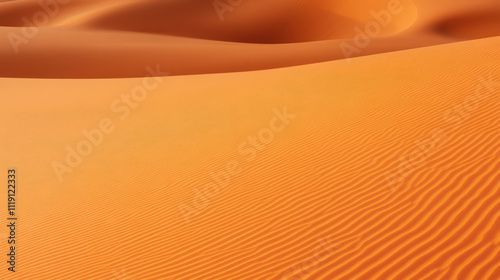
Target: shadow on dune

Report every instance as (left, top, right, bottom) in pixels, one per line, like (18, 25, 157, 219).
(434, 10, 500, 40)
(76, 0, 364, 44)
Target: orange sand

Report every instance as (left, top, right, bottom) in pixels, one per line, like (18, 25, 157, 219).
(0, 0, 499, 78)
(0, 0, 499, 279)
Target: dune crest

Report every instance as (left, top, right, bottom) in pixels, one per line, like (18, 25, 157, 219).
(5, 0, 500, 78)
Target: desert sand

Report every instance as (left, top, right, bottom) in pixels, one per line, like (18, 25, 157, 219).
(0, 0, 499, 279)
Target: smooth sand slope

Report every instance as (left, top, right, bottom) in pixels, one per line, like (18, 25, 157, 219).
(1, 36, 499, 279)
(1, 0, 500, 77)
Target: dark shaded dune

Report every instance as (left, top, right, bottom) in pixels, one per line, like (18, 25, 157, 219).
(4, 0, 500, 79)
(77, 0, 362, 44)
(0, 0, 41, 26)
(0, 28, 451, 79)
(433, 10, 500, 40)
(0, 28, 345, 78)
(0, 0, 421, 78)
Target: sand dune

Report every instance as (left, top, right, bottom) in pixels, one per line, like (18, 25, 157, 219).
(71, 0, 410, 43)
(1, 35, 499, 279)
(1, 0, 499, 279)
(1, 0, 499, 78)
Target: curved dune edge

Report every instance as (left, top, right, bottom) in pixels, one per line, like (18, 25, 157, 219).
(0, 36, 499, 279)
(1, 0, 500, 78)
(0, 0, 418, 41)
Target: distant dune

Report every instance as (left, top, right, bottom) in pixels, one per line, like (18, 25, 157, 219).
(0, 0, 499, 78)
(0, 0, 499, 279)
